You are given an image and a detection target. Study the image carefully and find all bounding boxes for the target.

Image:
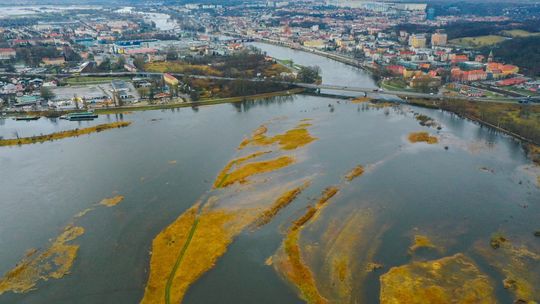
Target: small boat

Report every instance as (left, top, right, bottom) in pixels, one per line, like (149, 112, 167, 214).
(60, 111, 98, 121)
(15, 116, 40, 121)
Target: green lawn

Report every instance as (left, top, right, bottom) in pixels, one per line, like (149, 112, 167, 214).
(65, 76, 131, 85)
(501, 30, 540, 38)
(381, 79, 415, 92)
(449, 35, 507, 48)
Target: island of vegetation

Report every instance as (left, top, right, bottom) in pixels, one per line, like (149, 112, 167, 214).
(475, 237, 540, 303)
(408, 131, 439, 144)
(0, 225, 85, 295)
(408, 235, 437, 253)
(99, 195, 125, 207)
(345, 165, 365, 181)
(272, 162, 388, 303)
(141, 120, 318, 304)
(0, 193, 127, 296)
(254, 181, 311, 228)
(238, 122, 317, 151)
(0, 121, 131, 147)
(275, 187, 340, 304)
(380, 253, 496, 304)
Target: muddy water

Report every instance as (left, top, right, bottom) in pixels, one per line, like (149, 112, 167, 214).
(1, 49, 539, 304)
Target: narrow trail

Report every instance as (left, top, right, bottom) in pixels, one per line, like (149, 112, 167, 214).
(164, 212, 201, 304)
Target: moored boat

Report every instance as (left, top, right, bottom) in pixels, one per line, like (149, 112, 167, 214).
(14, 116, 40, 121)
(60, 111, 98, 121)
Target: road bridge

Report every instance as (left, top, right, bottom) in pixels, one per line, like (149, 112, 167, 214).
(1, 71, 538, 104)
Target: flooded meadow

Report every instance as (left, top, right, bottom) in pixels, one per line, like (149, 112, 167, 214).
(1, 43, 539, 303)
(0, 95, 538, 303)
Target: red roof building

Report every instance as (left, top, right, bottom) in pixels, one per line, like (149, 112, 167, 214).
(495, 77, 527, 87)
(386, 65, 404, 75)
(0, 48, 16, 59)
(451, 68, 487, 82)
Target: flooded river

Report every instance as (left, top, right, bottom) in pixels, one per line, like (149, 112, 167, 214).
(0, 44, 539, 304)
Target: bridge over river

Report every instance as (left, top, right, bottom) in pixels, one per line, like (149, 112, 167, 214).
(1, 71, 538, 104)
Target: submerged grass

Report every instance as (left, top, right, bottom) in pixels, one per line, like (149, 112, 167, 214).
(141, 205, 200, 304)
(380, 253, 496, 304)
(345, 165, 365, 181)
(409, 235, 437, 253)
(239, 123, 317, 151)
(408, 131, 439, 144)
(317, 209, 385, 303)
(351, 97, 371, 104)
(0, 225, 85, 295)
(217, 156, 295, 188)
(274, 187, 340, 304)
(142, 205, 260, 304)
(0, 121, 131, 147)
(213, 151, 271, 188)
(98, 195, 124, 207)
(282, 228, 328, 304)
(475, 238, 540, 303)
(143, 120, 318, 303)
(254, 181, 311, 228)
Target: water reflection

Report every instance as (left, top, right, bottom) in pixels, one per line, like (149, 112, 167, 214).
(230, 95, 296, 113)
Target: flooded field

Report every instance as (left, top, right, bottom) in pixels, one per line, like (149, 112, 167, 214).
(0, 43, 539, 303)
(0, 95, 538, 303)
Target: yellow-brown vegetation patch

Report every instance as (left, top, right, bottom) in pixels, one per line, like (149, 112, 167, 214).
(141, 205, 256, 304)
(144, 61, 223, 77)
(238, 123, 317, 151)
(141, 205, 200, 304)
(73, 207, 94, 218)
(366, 262, 383, 272)
(409, 235, 436, 253)
(408, 131, 439, 144)
(369, 102, 395, 108)
(345, 165, 365, 181)
(254, 181, 310, 228)
(217, 156, 295, 188)
(351, 97, 371, 104)
(281, 228, 328, 304)
(316, 209, 386, 303)
(263, 63, 291, 77)
(529, 144, 540, 166)
(273, 187, 340, 304)
(0, 225, 84, 295)
(0, 121, 131, 147)
(380, 253, 496, 304)
(99, 195, 125, 207)
(213, 151, 271, 188)
(297, 123, 312, 128)
(315, 187, 339, 209)
(475, 239, 540, 303)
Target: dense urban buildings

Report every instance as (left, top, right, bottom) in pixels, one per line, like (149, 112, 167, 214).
(1, 0, 539, 112)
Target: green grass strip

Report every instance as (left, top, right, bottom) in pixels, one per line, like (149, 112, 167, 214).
(164, 215, 200, 304)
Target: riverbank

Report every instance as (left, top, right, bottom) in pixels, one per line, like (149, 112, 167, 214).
(407, 98, 540, 162)
(96, 88, 304, 114)
(1, 88, 305, 117)
(0, 121, 131, 147)
(248, 37, 373, 72)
